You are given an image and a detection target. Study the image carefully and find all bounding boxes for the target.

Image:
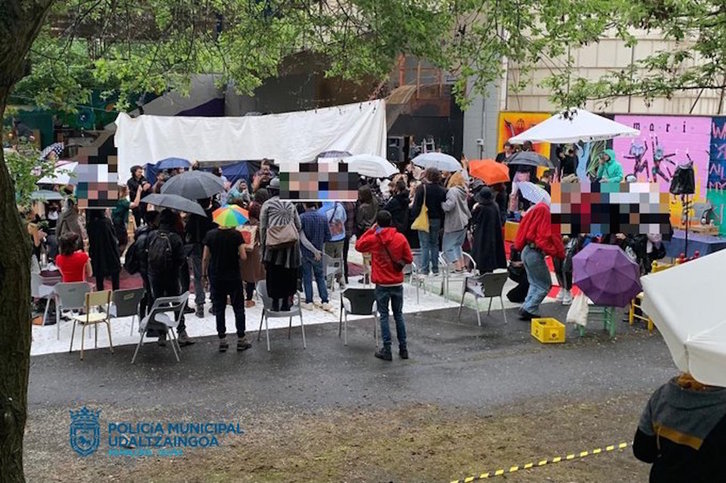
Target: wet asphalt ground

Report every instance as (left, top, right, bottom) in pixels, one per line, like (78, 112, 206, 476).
(28, 303, 674, 412)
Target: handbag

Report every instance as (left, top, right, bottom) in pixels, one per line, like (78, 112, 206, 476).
(265, 223, 299, 248)
(239, 225, 258, 249)
(410, 185, 429, 233)
(669, 162, 695, 195)
(566, 294, 589, 327)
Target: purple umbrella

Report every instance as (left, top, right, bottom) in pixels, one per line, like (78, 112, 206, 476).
(572, 243, 642, 308)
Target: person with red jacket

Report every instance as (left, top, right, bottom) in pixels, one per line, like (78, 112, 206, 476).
(355, 210, 414, 361)
(513, 202, 565, 320)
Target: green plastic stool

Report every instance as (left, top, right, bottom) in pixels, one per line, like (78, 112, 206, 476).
(578, 306, 616, 338)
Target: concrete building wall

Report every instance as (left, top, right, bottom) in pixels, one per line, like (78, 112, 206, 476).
(462, 81, 499, 160)
(506, 34, 722, 116)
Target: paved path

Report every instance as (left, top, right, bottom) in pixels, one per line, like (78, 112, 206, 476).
(28, 303, 674, 411)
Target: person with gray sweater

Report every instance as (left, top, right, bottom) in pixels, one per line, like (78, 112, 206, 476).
(441, 172, 471, 271)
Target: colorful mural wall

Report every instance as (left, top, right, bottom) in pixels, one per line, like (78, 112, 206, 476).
(708, 117, 726, 234)
(497, 112, 551, 158)
(612, 115, 712, 227)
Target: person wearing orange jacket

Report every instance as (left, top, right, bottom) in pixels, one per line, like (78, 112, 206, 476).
(513, 202, 565, 320)
(355, 210, 414, 361)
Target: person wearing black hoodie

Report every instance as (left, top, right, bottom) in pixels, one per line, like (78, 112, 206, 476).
(184, 197, 218, 317)
(470, 187, 507, 274)
(147, 209, 194, 346)
(86, 209, 121, 291)
(633, 373, 726, 482)
(383, 178, 410, 234)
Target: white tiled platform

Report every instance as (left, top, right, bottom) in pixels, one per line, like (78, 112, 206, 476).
(31, 248, 544, 356)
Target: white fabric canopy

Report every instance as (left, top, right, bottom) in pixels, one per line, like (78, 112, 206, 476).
(642, 250, 726, 386)
(508, 108, 639, 144)
(115, 100, 387, 183)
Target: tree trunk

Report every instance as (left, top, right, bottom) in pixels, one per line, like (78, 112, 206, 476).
(0, 2, 57, 481)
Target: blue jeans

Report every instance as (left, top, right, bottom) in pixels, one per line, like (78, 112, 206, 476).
(375, 285, 406, 350)
(521, 246, 552, 315)
(302, 257, 329, 304)
(442, 229, 466, 264)
(417, 218, 441, 274)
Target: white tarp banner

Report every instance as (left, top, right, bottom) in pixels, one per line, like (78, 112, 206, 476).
(114, 100, 387, 183)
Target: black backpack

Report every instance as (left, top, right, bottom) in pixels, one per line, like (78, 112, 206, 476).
(123, 228, 152, 274)
(147, 231, 174, 272)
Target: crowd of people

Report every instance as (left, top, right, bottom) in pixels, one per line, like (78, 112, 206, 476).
(25, 140, 666, 357)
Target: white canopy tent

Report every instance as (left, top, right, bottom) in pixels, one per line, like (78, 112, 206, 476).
(508, 108, 639, 144)
(642, 250, 726, 387)
(114, 100, 387, 183)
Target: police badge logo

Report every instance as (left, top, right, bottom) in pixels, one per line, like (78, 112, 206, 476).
(69, 407, 101, 457)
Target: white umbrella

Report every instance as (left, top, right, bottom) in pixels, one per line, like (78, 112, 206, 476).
(343, 154, 398, 178)
(642, 250, 726, 386)
(508, 108, 639, 144)
(517, 181, 551, 205)
(37, 161, 78, 185)
(411, 152, 462, 172)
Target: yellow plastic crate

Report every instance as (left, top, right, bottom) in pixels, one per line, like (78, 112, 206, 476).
(531, 318, 566, 344)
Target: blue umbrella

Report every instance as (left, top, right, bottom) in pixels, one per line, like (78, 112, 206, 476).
(156, 157, 191, 170)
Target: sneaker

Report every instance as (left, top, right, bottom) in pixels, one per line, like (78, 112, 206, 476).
(157, 332, 167, 347)
(555, 290, 565, 302)
(375, 348, 393, 361)
(178, 330, 195, 346)
(562, 290, 573, 306)
(301, 302, 314, 310)
(219, 338, 229, 353)
(183, 305, 195, 315)
(237, 336, 252, 352)
(321, 302, 334, 312)
(313, 300, 323, 308)
(245, 300, 256, 308)
(195, 305, 205, 318)
(399, 348, 409, 359)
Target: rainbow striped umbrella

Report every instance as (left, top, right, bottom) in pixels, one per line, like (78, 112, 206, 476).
(212, 205, 249, 227)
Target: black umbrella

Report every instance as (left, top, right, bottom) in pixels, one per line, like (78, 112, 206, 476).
(143, 194, 207, 216)
(506, 151, 554, 168)
(161, 171, 224, 200)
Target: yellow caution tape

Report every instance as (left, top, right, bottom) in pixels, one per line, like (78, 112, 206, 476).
(449, 441, 630, 483)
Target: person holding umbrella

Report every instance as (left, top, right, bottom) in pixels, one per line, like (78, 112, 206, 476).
(202, 205, 251, 353)
(513, 202, 565, 320)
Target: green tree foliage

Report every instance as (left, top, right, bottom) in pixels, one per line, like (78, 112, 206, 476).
(5, 141, 57, 209)
(10, 1, 726, 112)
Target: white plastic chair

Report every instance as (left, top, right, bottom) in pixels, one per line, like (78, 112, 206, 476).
(131, 292, 189, 364)
(457, 271, 509, 326)
(439, 252, 477, 300)
(322, 251, 344, 292)
(256, 281, 305, 352)
(31, 272, 55, 325)
(53, 282, 92, 340)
